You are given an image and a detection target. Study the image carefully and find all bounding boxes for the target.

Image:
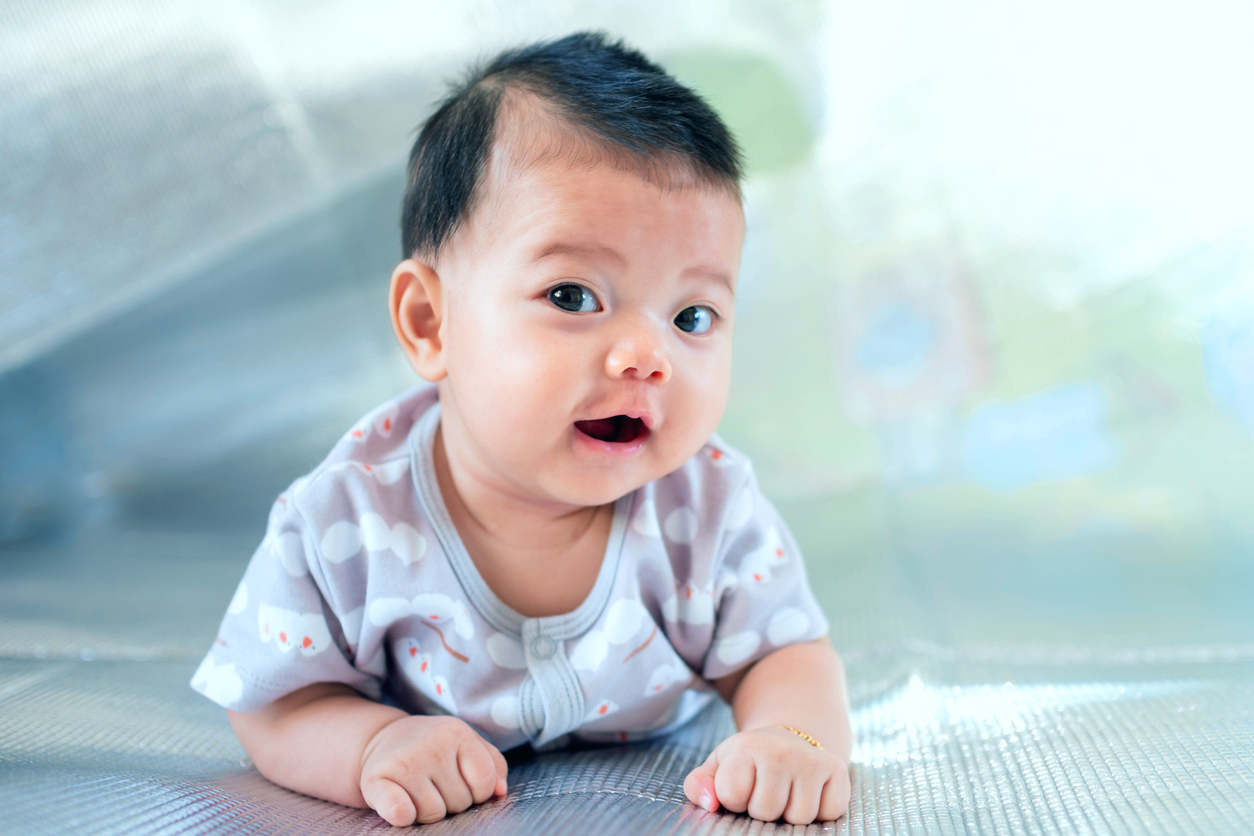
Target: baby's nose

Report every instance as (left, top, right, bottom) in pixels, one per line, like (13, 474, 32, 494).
(605, 323, 671, 382)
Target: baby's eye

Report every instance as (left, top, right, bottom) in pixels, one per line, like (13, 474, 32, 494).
(674, 305, 715, 334)
(548, 283, 600, 313)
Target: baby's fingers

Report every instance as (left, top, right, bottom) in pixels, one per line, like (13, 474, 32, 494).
(782, 775, 821, 826)
(487, 743, 509, 798)
(410, 776, 450, 825)
(712, 752, 756, 815)
(745, 767, 790, 823)
(457, 739, 502, 806)
(683, 752, 720, 812)
(361, 776, 417, 827)
(817, 766, 852, 822)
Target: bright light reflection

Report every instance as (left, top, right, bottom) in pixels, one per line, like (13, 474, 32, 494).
(852, 673, 1204, 767)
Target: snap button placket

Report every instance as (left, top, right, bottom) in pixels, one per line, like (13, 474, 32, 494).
(530, 635, 557, 660)
(520, 620, 584, 745)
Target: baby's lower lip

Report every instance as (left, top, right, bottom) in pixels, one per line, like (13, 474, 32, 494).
(572, 416, 651, 456)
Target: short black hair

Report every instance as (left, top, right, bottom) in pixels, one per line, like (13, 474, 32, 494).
(401, 31, 743, 259)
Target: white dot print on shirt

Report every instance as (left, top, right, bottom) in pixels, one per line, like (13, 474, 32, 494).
(766, 608, 811, 645)
(321, 521, 362, 563)
(268, 531, 308, 577)
(738, 525, 789, 585)
(570, 631, 609, 671)
(570, 599, 652, 672)
(396, 638, 457, 713)
(487, 633, 527, 670)
(320, 514, 426, 566)
(605, 598, 647, 640)
(663, 507, 699, 544)
(256, 602, 332, 656)
(492, 695, 522, 729)
(360, 514, 425, 564)
(368, 459, 409, 486)
(644, 661, 690, 697)
(192, 656, 243, 706)
(369, 593, 475, 650)
(661, 573, 739, 626)
(631, 499, 661, 537)
(661, 581, 713, 626)
(397, 639, 431, 675)
(713, 630, 761, 666)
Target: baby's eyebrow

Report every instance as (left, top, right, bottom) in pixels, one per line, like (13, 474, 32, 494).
(684, 267, 736, 296)
(530, 241, 626, 265)
(531, 241, 735, 295)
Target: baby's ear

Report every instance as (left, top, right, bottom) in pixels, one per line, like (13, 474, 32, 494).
(390, 258, 447, 382)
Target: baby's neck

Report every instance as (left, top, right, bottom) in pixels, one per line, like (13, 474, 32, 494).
(433, 424, 613, 617)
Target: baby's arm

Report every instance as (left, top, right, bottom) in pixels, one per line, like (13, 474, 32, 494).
(682, 635, 852, 824)
(228, 683, 508, 825)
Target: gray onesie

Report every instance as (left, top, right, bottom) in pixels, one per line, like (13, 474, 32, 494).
(192, 385, 829, 749)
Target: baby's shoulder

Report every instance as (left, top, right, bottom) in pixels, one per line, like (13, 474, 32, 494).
(319, 384, 436, 472)
(643, 434, 757, 538)
(272, 385, 437, 536)
(657, 432, 754, 491)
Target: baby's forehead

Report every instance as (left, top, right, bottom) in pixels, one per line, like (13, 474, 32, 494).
(480, 93, 730, 212)
(434, 92, 743, 269)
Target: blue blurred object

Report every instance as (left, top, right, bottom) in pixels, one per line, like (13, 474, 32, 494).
(855, 301, 938, 387)
(963, 382, 1119, 491)
(0, 369, 82, 541)
(1202, 315, 1254, 434)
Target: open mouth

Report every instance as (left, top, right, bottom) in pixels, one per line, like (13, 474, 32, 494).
(574, 415, 649, 445)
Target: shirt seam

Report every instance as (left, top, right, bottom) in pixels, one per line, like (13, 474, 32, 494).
(290, 491, 356, 648)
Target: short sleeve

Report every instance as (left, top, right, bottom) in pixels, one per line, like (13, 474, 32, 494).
(700, 471, 830, 681)
(190, 492, 382, 712)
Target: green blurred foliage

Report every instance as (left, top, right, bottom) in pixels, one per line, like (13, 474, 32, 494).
(663, 51, 814, 174)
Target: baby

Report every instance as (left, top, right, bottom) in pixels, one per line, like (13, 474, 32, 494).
(192, 32, 852, 827)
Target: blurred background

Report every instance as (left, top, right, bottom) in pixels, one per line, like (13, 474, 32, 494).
(3, 0, 1253, 716)
(5, 3, 1254, 832)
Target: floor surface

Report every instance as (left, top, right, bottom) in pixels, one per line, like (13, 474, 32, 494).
(2, 525, 1252, 835)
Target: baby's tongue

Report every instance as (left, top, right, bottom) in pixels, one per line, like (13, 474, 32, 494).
(576, 417, 618, 442)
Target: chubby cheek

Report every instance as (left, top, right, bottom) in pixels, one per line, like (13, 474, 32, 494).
(447, 316, 585, 448)
(664, 354, 731, 453)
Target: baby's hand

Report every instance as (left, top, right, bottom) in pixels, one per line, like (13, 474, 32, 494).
(359, 714, 508, 826)
(682, 726, 850, 825)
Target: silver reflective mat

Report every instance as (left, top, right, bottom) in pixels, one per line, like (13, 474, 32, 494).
(3, 655, 1252, 835)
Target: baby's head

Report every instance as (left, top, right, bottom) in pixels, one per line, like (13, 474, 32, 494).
(390, 32, 745, 510)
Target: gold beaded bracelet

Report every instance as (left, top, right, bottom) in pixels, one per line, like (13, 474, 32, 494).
(775, 725, 824, 750)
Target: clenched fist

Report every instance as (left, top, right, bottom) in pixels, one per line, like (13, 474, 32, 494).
(359, 714, 508, 826)
(682, 726, 850, 825)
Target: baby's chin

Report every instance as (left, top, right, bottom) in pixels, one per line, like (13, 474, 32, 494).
(534, 465, 656, 510)
(530, 430, 701, 508)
